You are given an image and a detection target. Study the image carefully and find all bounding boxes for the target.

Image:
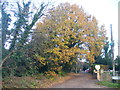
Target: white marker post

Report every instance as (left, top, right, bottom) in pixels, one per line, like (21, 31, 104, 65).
(94, 65, 101, 81)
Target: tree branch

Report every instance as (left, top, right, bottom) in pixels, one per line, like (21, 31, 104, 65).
(0, 50, 15, 68)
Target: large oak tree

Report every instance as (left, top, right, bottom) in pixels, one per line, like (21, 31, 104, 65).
(33, 3, 106, 73)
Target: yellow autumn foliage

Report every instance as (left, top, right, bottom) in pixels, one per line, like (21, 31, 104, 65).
(34, 3, 106, 72)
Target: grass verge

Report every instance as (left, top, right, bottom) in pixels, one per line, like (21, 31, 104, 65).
(2, 73, 74, 88)
(96, 81, 120, 88)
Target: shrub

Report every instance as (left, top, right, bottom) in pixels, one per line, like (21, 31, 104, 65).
(45, 71, 58, 79)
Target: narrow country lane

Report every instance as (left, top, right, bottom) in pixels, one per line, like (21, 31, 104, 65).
(52, 73, 109, 88)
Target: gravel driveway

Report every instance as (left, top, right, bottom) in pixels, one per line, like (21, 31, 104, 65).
(52, 73, 109, 88)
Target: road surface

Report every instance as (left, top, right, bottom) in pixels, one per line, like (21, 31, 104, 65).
(52, 73, 108, 88)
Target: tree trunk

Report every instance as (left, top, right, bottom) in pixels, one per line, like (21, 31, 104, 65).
(0, 50, 14, 68)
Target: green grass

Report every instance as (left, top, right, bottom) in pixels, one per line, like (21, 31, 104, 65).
(96, 81, 120, 88)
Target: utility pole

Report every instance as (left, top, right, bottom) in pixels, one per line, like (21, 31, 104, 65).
(118, 40, 120, 57)
(118, 30, 120, 57)
(118, 2, 120, 57)
(110, 24, 115, 76)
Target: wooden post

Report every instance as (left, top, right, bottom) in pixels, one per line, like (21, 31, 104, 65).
(94, 65, 101, 81)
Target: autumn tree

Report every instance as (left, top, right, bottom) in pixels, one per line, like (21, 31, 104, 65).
(33, 3, 106, 74)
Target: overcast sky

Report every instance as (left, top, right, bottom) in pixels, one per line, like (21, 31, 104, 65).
(7, 0, 119, 58)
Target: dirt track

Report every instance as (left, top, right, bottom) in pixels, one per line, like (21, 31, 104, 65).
(52, 73, 109, 88)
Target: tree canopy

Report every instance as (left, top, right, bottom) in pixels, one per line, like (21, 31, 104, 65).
(2, 2, 108, 77)
(1, 0, 49, 76)
(1, 1, 48, 67)
(33, 3, 106, 74)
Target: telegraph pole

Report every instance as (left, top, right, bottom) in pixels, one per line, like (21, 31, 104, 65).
(110, 24, 115, 76)
(118, 1, 120, 57)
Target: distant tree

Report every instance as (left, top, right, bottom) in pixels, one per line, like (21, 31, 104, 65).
(115, 56, 120, 74)
(95, 41, 112, 69)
